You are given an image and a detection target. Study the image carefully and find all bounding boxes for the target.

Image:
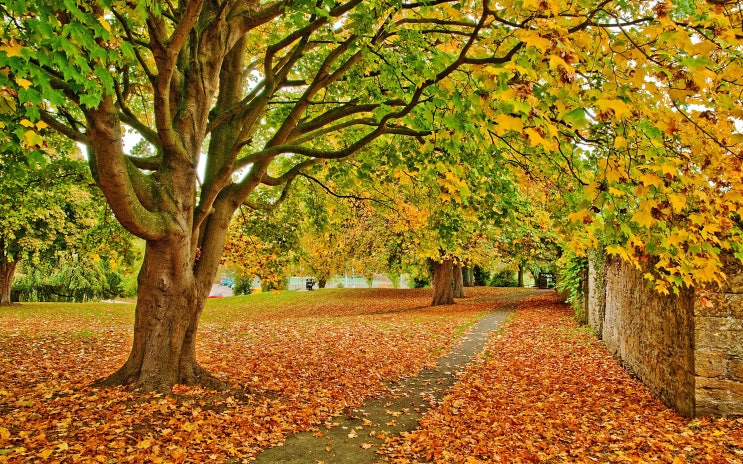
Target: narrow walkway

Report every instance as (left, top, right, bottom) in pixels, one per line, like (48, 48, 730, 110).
(254, 289, 543, 464)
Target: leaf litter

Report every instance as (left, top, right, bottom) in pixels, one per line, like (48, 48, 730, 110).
(379, 293, 743, 463)
(1, 289, 741, 463)
(0, 287, 507, 463)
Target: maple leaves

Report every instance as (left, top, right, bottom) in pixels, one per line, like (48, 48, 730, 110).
(381, 293, 743, 463)
(2, 289, 742, 462)
(0, 288, 501, 462)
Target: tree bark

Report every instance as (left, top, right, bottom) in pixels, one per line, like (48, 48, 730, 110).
(453, 264, 465, 298)
(431, 258, 455, 306)
(94, 235, 223, 392)
(518, 263, 525, 287)
(462, 267, 474, 287)
(0, 260, 17, 306)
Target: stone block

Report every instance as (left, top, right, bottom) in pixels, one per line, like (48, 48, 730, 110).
(696, 377, 743, 398)
(695, 294, 732, 317)
(695, 396, 739, 417)
(696, 377, 743, 416)
(718, 253, 743, 294)
(695, 350, 727, 378)
(696, 318, 743, 355)
(729, 358, 743, 380)
(699, 293, 743, 318)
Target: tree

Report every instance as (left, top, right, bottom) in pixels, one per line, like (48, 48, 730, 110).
(6, 0, 738, 391)
(0, 129, 103, 305)
(222, 203, 300, 293)
(468, 1, 743, 294)
(0, 0, 500, 390)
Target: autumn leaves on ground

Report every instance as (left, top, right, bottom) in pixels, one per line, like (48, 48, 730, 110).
(0, 288, 741, 463)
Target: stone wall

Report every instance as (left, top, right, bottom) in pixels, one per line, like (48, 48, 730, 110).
(598, 257, 696, 417)
(694, 254, 743, 416)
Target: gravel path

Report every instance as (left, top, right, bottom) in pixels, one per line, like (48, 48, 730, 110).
(253, 288, 544, 464)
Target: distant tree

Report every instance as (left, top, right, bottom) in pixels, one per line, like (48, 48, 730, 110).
(0, 132, 124, 305)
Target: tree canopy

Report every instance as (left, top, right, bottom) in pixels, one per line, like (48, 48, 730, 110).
(2, 0, 743, 389)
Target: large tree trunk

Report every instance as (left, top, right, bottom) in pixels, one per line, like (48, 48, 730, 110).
(453, 264, 465, 298)
(95, 233, 224, 392)
(431, 258, 455, 306)
(0, 260, 18, 306)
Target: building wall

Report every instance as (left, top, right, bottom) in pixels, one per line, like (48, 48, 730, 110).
(600, 257, 696, 417)
(694, 253, 743, 416)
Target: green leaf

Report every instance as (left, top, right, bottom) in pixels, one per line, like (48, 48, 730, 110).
(562, 108, 588, 129)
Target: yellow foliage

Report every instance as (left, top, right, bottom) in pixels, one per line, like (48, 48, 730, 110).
(631, 199, 656, 229)
(15, 77, 32, 89)
(594, 99, 631, 120)
(667, 194, 686, 213)
(514, 30, 551, 53)
(493, 114, 523, 135)
(0, 41, 23, 57)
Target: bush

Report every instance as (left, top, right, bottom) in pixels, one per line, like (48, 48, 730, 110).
(232, 275, 252, 295)
(489, 270, 518, 287)
(556, 251, 590, 321)
(411, 274, 430, 288)
(473, 265, 489, 286)
(12, 256, 122, 302)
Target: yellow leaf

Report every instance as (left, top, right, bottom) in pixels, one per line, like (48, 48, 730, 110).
(514, 30, 551, 53)
(0, 41, 22, 57)
(567, 208, 590, 224)
(614, 136, 628, 149)
(0, 427, 9, 439)
(98, 17, 112, 32)
(639, 173, 662, 188)
(19, 119, 34, 128)
(668, 193, 686, 213)
(38, 449, 54, 460)
(525, 128, 551, 150)
(484, 65, 510, 77)
(136, 439, 151, 449)
(182, 422, 194, 432)
(493, 113, 523, 135)
(15, 77, 32, 89)
(549, 55, 572, 72)
(595, 99, 631, 119)
(35, 120, 49, 130)
(57, 442, 69, 451)
(632, 199, 656, 228)
(654, 280, 670, 295)
(606, 244, 631, 262)
(23, 130, 44, 147)
(521, 0, 541, 8)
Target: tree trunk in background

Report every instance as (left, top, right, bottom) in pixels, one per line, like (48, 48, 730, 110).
(387, 272, 401, 288)
(431, 258, 455, 306)
(453, 265, 465, 298)
(462, 267, 474, 287)
(0, 260, 17, 306)
(518, 264, 525, 287)
(318, 278, 327, 289)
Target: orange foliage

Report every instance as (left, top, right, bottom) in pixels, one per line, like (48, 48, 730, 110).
(0, 289, 498, 462)
(381, 294, 743, 463)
